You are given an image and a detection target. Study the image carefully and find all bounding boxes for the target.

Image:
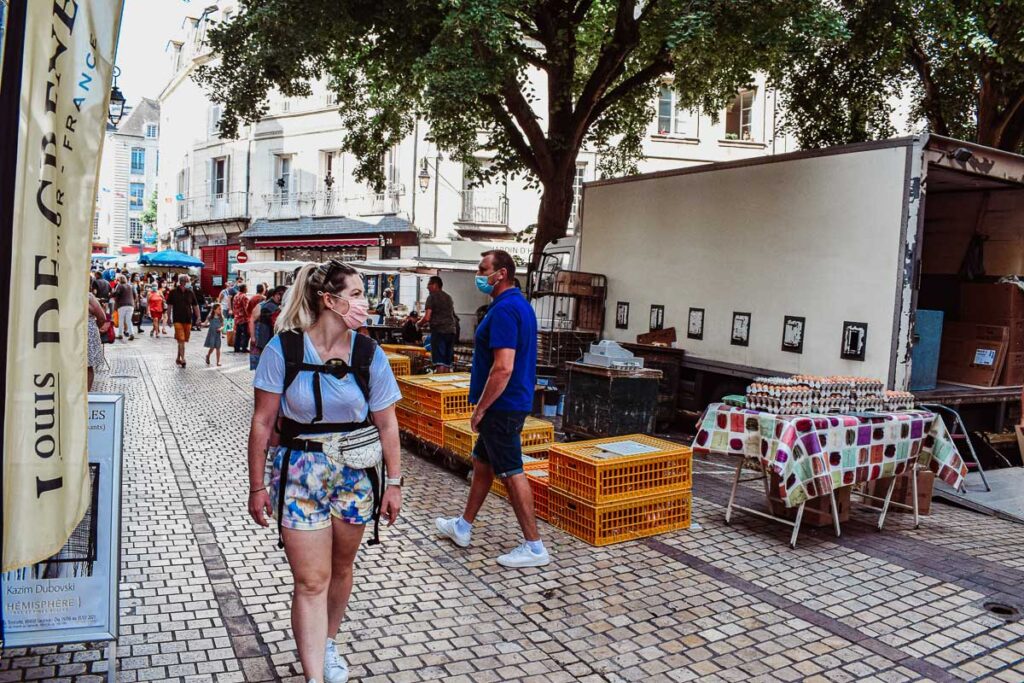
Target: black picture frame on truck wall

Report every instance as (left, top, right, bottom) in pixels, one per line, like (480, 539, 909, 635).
(687, 308, 704, 340)
(615, 302, 629, 329)
(731, 312, 751, 346)
(649, 305, 665, 331)
(781, 316, 806, 353)
(841, 321, 868, 361)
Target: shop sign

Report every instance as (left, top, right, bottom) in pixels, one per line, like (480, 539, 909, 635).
(2, 394, 124, 646)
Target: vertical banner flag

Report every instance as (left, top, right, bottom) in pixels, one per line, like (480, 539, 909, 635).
(2, 0, 125, 571)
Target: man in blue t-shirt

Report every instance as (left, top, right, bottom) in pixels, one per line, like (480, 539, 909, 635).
(435, 250, 549, 568)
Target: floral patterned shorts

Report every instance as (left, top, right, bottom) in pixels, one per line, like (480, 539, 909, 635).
(267, 447, 374, 530)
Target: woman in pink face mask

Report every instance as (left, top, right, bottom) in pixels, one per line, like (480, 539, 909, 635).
(246, 260, 403, 683)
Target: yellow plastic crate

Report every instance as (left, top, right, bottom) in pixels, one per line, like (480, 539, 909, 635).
(395, 403, 420, 434)
(491, 466, 551, 521)
(549, 434, 692, 504)
(416, 411, 447, 447)
(549, 489, 691, 546)
(397, 374, 474, 419)
(382, 344, 430, 358)
(443, 417, 555, 460)
(386, 353, 412, 377)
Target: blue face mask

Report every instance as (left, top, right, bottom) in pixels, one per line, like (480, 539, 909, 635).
(475, 274, 495, 295)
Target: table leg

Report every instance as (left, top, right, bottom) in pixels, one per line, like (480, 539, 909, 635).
(877, 474, 898, 531)
(911, 467, 920, 529)
(725, 457, 744, 525)
(789, 502, 806, 549)
(829, 490, 842, 538)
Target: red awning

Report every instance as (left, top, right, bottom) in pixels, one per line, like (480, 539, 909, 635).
(253, 237, 378, 248)
(120, 245, 157, 254)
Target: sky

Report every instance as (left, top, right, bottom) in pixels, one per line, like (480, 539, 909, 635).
(113, 0, 192, 106)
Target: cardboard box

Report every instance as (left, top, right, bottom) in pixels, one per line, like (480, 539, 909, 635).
(865, 470, 934, 515)
(942, 321, 1010, 344)
(1002, 351, 1024, 385)
(769, 478, 851, 527)
(961, 283, 1024, 321)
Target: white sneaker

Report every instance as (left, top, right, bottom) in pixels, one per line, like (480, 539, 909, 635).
(435, 516, 471, 548)
(497, 543, 550, 568)
(324, 639, 349, 683)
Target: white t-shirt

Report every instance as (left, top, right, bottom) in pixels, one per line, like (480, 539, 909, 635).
(253, 331, 402, 423)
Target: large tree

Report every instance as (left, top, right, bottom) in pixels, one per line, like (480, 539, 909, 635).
(198, 0, 837, 264)
(779, 0, 1024, 153)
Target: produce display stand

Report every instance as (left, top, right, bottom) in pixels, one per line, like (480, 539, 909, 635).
(694, 403, 968, 548)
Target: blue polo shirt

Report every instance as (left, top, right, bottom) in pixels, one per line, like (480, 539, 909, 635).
(469, 288, 537, 413)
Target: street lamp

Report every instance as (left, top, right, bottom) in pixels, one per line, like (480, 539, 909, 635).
(108, 66, 126, 126)
(417, 159, 431, 191)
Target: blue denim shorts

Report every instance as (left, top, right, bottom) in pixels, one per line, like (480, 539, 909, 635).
(472, 410, 529, 477)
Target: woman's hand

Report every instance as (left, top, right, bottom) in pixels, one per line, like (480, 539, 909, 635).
(249, 488, 274, 527)
(381, 486, 402, 525)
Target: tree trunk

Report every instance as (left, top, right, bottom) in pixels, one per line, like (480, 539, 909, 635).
(531, 167, 576, 269)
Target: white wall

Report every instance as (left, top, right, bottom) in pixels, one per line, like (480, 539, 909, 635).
(580, 146, 911, 382)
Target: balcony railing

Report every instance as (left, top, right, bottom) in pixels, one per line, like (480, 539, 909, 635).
(178, 191, 249, 223)
(260, 185, 405, 219)
(457, 190, 509, 226)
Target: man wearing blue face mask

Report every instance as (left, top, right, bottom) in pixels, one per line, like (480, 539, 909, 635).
(435, 250, 548, 568)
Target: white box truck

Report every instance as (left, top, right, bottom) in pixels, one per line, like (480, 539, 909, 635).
(564, 135, 1024, 430)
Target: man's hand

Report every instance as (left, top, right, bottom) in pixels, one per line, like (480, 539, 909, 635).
(470, 407, 485, 433)
(381, 486, 402, 525)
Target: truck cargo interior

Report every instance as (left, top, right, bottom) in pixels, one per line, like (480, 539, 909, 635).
(913, 160, 1024, 437)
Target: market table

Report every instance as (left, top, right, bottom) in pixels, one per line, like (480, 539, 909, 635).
(693, 403, 967, 547)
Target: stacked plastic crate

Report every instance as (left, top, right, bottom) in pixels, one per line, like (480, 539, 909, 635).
(395, 374, 474, 445)
(547, 434, 692, 546)
(385, 353, 412, 377)
(489, 444, 554, 520)
(443, 417, 555, 465)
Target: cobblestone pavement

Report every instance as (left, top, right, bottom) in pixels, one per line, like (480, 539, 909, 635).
(2, 334, 1024, 682)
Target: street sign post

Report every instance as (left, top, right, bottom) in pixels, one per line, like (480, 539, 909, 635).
(236, 251, 249, 263)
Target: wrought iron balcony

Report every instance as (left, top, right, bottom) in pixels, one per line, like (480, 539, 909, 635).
(457, 190, 509, 226)
(178, 191, 249, 224)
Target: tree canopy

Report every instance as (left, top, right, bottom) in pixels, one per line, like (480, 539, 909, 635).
(197, 0, 839, 262)
(779, 0, 1024, 153)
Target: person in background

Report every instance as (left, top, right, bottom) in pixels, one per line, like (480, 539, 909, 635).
(435, 250, 547, 568)
(87, 283, 111, 390)
(233, 283, 251, 353)
(159, 279, 172, 335)
(91, 271, 112, 314)
(191, 276, 206, 329)
(113, 274, 136, 342)
(167, 274, 200, 368)
(401, 310, 423, 345)
(148, 284, 165, 338)
(249, 285, 286, 370)
(220, 277, 240, 322)
(205, 303, 225, 366)
(247, 283, 266, 324)
(131, 273, 146, 335)
(419, 276, 457, 372)
(376, 288, 394, 324)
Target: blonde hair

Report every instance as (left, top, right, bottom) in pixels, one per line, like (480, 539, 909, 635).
(274, 260, 359, 333)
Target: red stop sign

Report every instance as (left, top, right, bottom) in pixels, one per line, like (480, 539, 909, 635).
(236, 251, 249, 263)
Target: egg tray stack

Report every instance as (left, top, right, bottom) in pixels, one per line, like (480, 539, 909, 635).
(747, 375, 891, 414)
(546, 434, 692, 546)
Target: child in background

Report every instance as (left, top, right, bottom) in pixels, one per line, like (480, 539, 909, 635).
(204, 303, 224, 366)
(147, 285, 165, 338)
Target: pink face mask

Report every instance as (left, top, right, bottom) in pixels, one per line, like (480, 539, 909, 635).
(327, 294, 370, 329)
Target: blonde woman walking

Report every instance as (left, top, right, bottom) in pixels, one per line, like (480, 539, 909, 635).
(247, 260, 402, 683)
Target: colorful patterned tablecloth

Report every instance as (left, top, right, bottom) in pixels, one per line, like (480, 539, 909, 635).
(693, 403, 967, 507)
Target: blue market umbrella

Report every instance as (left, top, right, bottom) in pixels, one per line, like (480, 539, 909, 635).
(137, 249, 205, 268)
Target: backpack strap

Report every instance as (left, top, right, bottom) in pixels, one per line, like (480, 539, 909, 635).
(280, 330, 305, 394)
(349, 333, 386, 547)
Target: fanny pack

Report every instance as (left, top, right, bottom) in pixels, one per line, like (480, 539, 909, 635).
(307, 425, 383, 470)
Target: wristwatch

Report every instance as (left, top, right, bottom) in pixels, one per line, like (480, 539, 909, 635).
(385, 476, 404, 487)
